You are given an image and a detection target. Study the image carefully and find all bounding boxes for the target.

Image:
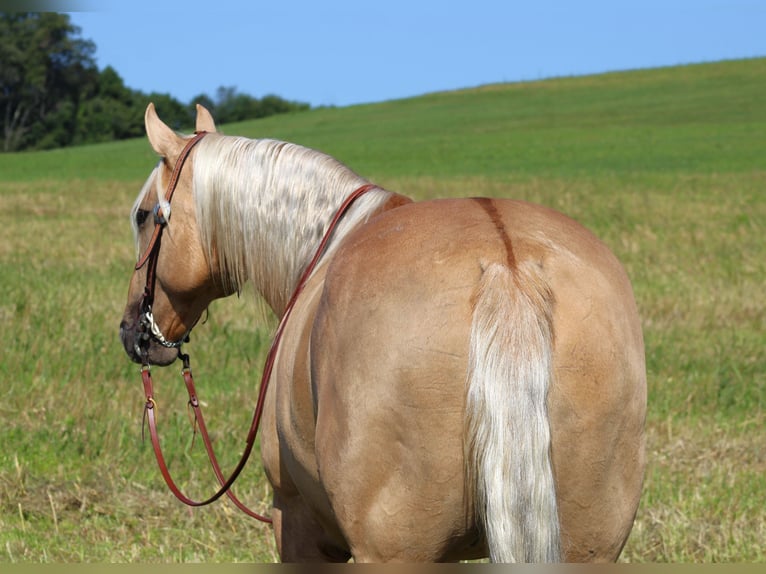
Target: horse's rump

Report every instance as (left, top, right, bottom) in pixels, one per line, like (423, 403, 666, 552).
(287, 197, 644, 561)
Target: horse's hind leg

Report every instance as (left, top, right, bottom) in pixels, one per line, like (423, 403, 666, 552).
(271, 490, 351, 562)
(316, 458, 472, 563)
(314, 395, 472, 562)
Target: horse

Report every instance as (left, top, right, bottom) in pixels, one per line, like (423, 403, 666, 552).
(119, 103, 646, 563)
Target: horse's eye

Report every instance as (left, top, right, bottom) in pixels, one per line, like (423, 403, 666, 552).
(135, 209, 150, 227)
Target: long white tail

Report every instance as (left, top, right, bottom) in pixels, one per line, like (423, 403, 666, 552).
(465, 261, 561, 562)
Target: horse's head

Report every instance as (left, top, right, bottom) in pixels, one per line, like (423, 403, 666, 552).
(119, 103, 225, 366)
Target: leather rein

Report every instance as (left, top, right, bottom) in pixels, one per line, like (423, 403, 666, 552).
(134, 130, 377, 523)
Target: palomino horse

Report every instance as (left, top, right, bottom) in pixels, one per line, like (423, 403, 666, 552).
(119, 104, 646, 563)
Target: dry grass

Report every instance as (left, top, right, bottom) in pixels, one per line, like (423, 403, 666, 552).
(2, 169, 764, 561)
(623, 415, 766, 562)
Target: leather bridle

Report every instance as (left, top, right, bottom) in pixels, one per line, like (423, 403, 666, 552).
(134, 131, 208, 355)
(132, 132, 377, 523)
(135, 131, 208, 272)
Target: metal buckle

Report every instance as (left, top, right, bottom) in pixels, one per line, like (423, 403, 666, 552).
(153, 203, 168, 226)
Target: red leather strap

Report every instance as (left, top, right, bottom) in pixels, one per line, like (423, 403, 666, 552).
(136, 131, 207, 271)
(142, 360, 272, 521)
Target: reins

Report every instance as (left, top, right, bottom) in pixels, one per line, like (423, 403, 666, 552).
(135, 135, 377, 523)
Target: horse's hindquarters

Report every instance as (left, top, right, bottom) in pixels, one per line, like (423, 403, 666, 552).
(274, 198, 646, 562)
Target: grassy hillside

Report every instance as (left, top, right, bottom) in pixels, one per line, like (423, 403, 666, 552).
(1, 58, 764, 562)
(2, 58, 765, 182)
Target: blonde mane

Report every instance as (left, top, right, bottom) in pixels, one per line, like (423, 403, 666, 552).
(190, 134, 392, 313)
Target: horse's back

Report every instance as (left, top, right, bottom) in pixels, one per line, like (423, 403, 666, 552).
(308, 197, 645, 561)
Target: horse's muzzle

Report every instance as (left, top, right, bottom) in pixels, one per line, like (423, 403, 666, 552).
(119, 319, 178, 366)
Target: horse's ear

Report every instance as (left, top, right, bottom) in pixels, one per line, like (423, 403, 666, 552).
(145, 102, 184, 159)
(195, 104, 217, 133)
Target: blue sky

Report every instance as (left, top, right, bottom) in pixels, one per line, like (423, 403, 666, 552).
(68, 1, 766, 108)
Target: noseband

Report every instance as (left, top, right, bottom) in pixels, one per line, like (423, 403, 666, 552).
(133, 131, 208, 356)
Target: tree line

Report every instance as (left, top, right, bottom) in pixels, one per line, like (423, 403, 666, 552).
(0, 12, 310, 152)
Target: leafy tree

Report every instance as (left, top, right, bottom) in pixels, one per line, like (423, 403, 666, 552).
(0, 12, 97, 151)
(192, 85, 309, 124)
(143, 92, 191, 131)
(73, 65, 142, 144)
(1, 13, 310, 152)
(259, 93, 309, 118)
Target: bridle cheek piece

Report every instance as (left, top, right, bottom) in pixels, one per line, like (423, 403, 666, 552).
(134, 131, 207, 358)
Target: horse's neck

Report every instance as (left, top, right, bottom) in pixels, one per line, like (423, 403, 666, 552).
(195, 136, 399, 315)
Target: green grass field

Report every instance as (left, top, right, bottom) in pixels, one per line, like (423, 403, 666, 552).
(1, 58, 764, 562)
